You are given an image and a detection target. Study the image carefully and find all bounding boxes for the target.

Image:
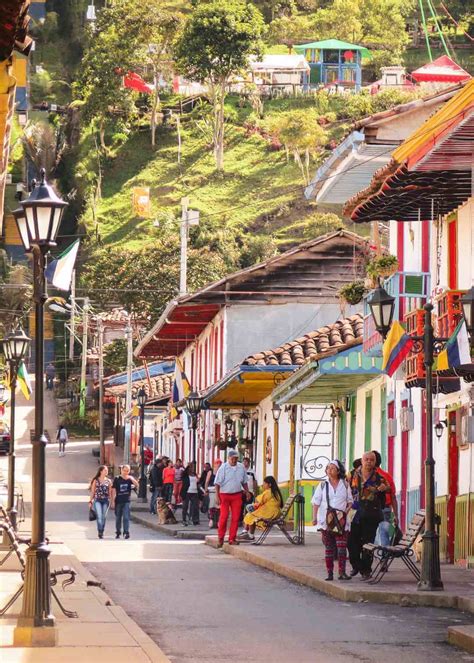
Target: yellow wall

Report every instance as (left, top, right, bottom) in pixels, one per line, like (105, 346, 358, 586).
(12, 55, 27, 87)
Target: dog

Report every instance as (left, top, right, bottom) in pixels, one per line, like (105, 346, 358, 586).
(414, 533, 423, 562)
(156, 498, 177, 525)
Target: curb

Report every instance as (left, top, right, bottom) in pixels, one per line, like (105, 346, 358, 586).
(130, 512, 208, 540)
(60, 550, 171, 662)
(448, 625, 474, 654)
(205, 536, 463, 610)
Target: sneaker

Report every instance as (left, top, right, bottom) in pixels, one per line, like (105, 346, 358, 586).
(182, 520, 188, 526)
(325, 573, 334, 581)
(338, 573, 351, 580)
(238, 531, 254, 541)
(115, 533, 120, 539)
(350, 568, 359, 577)
(98, 533, 103, 539)
(216, 539, 224, 548)
(124, 533, 130, 539)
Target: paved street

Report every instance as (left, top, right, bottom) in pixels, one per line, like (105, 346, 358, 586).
(2, 434, 473, 663)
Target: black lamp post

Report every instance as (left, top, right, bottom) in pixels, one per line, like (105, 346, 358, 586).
(137, 387, 147, 502)
(185, 391, 203, 468)
(13, 169, 67, 642)
(1, 327, 31, 533)
(367, 283, 474, 591)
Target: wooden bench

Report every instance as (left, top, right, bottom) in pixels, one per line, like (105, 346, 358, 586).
(363, 510, 425, 584)
(0, 523, 78, 618)
(252, 493, 305, 546)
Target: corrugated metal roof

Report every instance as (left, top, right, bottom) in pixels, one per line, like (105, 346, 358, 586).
(316, 142, 396, 206)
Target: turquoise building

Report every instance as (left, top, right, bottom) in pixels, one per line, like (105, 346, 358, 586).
(294, 38, 370, 91)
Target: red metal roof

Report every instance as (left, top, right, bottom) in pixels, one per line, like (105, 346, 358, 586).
(411, 56, 471, 84)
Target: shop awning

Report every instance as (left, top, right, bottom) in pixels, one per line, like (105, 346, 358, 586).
(204, 365, 296, 408)
(272, 346, 383, 405)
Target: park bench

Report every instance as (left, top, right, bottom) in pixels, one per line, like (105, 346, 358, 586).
(251, 493, 305, 546)
(363, 509, 425, 584)
(0, 522, 77, 618)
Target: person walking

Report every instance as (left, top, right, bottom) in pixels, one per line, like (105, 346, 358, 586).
(45, 362, 55, 390)
(198, 462, 214, 514)
(181, 463, 200, 526)
(89, 465, 112, 539)
(240, 475, 283, 542)
(311, 460, 353, 581)
(348, 451, 389, 578)
(56, 425, 68, 456)
(162, 460, 175, 503)
(215, 450, 250, 547)
(111, 464, 138, 539)
(173, 459, 185, 506)
(149, 457, 164, 515)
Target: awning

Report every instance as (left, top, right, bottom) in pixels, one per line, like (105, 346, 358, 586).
(272, 346, 383, 405)
(204, 365, 296, 409)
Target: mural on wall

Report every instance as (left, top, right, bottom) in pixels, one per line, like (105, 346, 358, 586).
(299, 405, 333, 481)
(265, 435, 272, 464)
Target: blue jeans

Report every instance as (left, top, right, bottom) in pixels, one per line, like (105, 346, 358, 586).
(115, 501, 130, 535)
(150, 488, 161, 514)
(375, 508, 392, 546)
(94, 500, 109, 533)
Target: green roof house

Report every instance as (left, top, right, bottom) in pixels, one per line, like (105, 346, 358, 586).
(294, 39, 371, 91)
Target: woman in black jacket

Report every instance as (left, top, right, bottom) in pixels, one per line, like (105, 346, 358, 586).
(181, 463, 200, 526)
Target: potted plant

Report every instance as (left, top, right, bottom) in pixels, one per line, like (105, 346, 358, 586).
(338, 280, 366, 306)
(214, 438, 227, 451)
(366, 255, 399, 282)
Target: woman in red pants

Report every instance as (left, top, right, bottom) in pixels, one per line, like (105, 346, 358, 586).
(214, 450, 250, 546)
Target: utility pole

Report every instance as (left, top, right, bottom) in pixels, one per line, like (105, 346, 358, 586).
(98, 316, 105, 465)
(179, 198, 199, 296)
(180, 197, 189, 296)
(79, 298, 89, 419)
(123, 317, 133, 464)
(69, 270, 76, 361)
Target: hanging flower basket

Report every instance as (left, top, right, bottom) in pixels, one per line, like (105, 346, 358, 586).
(366, 255, 399, 282)
(338, 280, 366, 306)
(214, 438, 228, 451)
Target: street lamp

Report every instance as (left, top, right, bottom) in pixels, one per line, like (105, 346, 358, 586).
(369, 284, 450, 591)
(13, 169, 68, 643)
(1, 327, 31, 533)
(137, 387, 147, 502)
(271, 402, 282, 423)
(185, 391, 204, 468)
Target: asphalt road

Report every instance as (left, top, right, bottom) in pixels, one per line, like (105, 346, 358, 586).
(5, 439, 474, 663)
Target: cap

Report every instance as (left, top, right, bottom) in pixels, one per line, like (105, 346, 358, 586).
(228, 450, 239, 458)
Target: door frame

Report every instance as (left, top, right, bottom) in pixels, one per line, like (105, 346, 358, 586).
(447, 409, 459, 563)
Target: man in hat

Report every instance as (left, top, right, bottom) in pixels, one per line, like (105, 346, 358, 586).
(214, 450, 250, 547)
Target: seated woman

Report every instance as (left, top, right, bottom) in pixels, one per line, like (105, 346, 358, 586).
(239, 476, 283, 541)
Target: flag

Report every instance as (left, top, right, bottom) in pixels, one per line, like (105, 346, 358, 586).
(382, 320, 414, 377)
(45, 240, 79, 291)
(17, 361, 32, 400)
(124, 72, 154, 94)
(170, 359, 191, 420)
(437, 320, 471, 370)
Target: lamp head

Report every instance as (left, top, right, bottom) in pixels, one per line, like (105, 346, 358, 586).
(367, 284, 395, 339)
(19, 169, 68, 248)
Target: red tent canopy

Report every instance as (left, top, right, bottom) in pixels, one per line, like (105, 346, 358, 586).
(411, 55, 471, 83)
(124, 72, 154, 94)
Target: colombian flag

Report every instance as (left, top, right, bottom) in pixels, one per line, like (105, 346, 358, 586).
(170, 359, 191, 420)
(382, 320, 414, 377)
(437, 320, 471, 370)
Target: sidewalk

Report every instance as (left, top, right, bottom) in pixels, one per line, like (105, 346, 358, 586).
(206, 531, 474, 650)
(0, 536, 170, 661)
(131, 500, 210, 540)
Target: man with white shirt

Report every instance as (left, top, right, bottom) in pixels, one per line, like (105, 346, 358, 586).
(215, 450, 249, 547)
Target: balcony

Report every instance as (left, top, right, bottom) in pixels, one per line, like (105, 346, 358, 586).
(363, 271, 431, 357)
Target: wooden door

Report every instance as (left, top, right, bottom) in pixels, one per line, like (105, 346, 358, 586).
(400, 399, 409, 531)
(447, 410, 459, 563)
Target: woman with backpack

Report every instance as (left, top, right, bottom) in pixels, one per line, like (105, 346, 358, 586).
(311, 459, 353, 581)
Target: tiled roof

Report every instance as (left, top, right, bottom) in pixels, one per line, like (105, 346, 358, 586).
(106, 374, 174, 401)
(242, 314, 363, 367)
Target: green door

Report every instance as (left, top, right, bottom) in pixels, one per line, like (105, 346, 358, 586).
(380, 388, 388, 468)
(338, 410, 347, 467)
(349, 395, 357, 465)
(364, 392, 372, 453)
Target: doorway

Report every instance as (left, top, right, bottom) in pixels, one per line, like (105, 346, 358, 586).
(447, 410, 459, 563)
(400, 399, 409, 531)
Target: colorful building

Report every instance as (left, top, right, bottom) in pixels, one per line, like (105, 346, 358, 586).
(294, 39, 370, 91)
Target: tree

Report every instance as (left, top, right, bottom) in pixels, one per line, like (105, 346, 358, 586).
(267, 110, 327, 185)
(174, 0, 265, 171)
(0, 262, 33, 335)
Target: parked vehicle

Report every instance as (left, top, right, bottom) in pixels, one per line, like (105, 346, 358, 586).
(0, 422, 11, 455)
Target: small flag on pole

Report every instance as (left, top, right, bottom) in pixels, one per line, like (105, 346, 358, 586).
(382, 320, 414, 377)
(437, 320, 471, 370)
(170, 359, 191, 420)
(17, 361, 32, 400)
(45, 240, 79, 292)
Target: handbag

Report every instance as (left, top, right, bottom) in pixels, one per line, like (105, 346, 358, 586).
(89, 505, 97, 521)
(325, 482, 346, 535)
